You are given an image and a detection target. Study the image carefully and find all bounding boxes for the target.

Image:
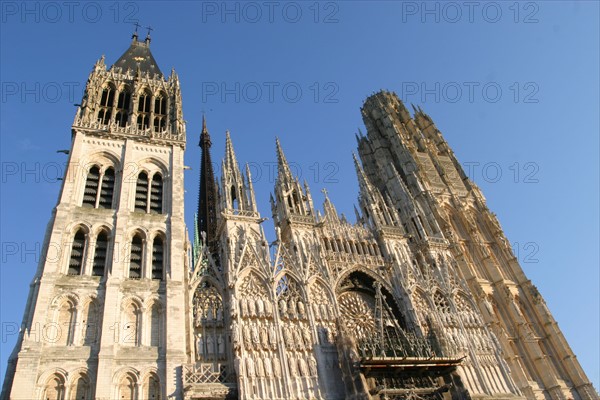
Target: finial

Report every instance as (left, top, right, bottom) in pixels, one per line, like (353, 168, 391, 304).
(145, 25, 153, 44)
(132, 22, 140, 40)
(321, 188, 329, 200)
(202, 113, 208, 133)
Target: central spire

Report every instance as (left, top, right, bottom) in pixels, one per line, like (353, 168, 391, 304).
(197, 115, 218, 254)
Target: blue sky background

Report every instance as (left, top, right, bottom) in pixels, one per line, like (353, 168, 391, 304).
(1, 0, 598, 389)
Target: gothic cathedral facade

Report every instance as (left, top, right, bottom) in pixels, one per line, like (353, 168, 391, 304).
(2, 36, 597, 400)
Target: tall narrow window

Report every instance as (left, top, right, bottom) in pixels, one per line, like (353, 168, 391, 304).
(68, 230, 86, 275)
(98, 167, 115, 209)
(82, 166, 116, 209)
(57, 301, 75, 346)
(149, 174, 163, 214)
(153, 94, 167, 132)
(129, 235, 143, 279)
(135, 172, 149, 212)
(97, 87, 114, 125)
(115, 89, 131, 127)
(149, 303, 161, 347)
(92, 231, 108, 277)
(137, 91, 151, 130)
(123, 304, 140, 346)
(152, 237, 163, 280)
(82, 301, 99, 346)
(145, 374, 161, 399)
(43, 374, 66, 400)
(71, 374, 90, 400)
(119, 375, 136, 400)
(82, 166, 100, 207)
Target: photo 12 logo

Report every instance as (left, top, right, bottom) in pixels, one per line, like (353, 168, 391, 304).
(400, 81, 540, 104)
(201, 81, 339, 104)
(1, 1, 139, 23)
(200, 1, 340, 24)
(400, 1, 540, 24)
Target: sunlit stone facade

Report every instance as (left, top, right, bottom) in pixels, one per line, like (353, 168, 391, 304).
(2, 36, 597, 400)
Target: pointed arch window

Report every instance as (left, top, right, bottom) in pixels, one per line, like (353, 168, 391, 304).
(82, 300, 99, 346)
(57, 300, 75, 346)
(71, 374, 90, 400)
(137, 91, 151, 130)
(82, 166, 100, 207)
(149, 303, 161, 347)
(92, 231, 108, 277)
(150, 174, 163, 214)
(115, 88, 131, 127)
(122, 303, 140, 346)
(97, 87, 115, 125)
(82, 166, 115, 209)
(43, 374, 66, 400)
(118, 373, 137, 400)
(144, 373, 161, 399)
(433, 292, 451, 314)
(98, 167, 115, 209)
(135, 172, 163, 214)
(135, 172, 149, 212)
(153, 93, 167, 133)
(129, 235, 143, 279)
(68, 230, 86, 275)
(151, 236, 164, 280)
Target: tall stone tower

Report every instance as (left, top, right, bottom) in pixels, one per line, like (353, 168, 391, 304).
(354, 91, 597, 400)
(2, 32, 188, 399)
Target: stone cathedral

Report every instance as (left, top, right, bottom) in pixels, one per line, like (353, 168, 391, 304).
(1, 34, 598, 400)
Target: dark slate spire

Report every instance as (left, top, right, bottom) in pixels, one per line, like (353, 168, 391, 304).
(197, 115, 218, 253)
(112, 31, 163, 77)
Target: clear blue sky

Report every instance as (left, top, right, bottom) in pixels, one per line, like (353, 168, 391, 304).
(1, 0, 598, 389)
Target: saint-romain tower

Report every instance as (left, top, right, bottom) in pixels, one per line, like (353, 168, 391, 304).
(2, 31, 188, 399)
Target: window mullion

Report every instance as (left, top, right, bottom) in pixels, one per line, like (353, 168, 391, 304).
(96, 171, 104, 208)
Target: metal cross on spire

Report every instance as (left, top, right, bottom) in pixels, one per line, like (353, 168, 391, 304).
(146, 25, 154, 37)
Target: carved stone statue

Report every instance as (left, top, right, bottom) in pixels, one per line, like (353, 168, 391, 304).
(264, 356, 273, 377)
(293, 328, 303, 350)
(246, 356, 255, 377)
(243, 325, 251, 348)
(288, 300, 297, 319)
(269, 324, 277, 347)
(231, 322, 240, 350)
(248, 298, 257, 318)
(297, 301, 306, 319)
(273, 357, 282, 377)
(308, 356, 318, 376)
(302, 326, 312, 348)
(313, 303, 321, 321)
(217, 333, 225, 355)
(230, 294, 238, 318)
(320, 304, 329, 321)
(240, 298, 248, 318)
(283, 326, 293, 349)
(279, 299, 287, 317)
(298, 357, 309, 377)
(256, 355, 265, 377)
(256, 298, 265, 318)
(288, 356, 298, 376)
(264, 300, 272, 317)
(260, 325, 269, 349)
(251, 323, 260, 347)
(207, 335, 215, 355)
